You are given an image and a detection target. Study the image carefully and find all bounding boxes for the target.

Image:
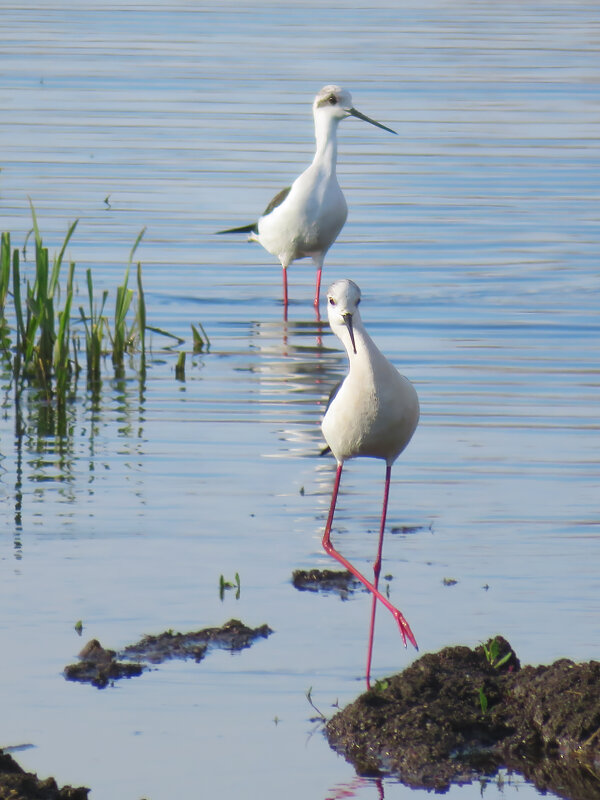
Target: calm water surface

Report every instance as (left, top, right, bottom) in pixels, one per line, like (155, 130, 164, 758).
(0, 2, 599, 799)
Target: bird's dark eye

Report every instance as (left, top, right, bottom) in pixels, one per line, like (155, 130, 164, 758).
(329, 297, 336, 306)
(328, 94, 337, 105)
(356, 298, 361, 305)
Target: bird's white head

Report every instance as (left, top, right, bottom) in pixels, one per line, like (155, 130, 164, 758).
(313, 85, 397, 135)
(326, 279, 362, 355)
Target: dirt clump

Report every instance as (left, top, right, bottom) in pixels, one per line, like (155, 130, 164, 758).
(326, 637, 600, 799)
(63, 639, 143, 689)
(292, 568, 363, 598)
(122, 617, 272, 663)
(0, 750, 88, 799)
(64, 618, 272, 688)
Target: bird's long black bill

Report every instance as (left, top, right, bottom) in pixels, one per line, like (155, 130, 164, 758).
(349, 107, 397, 135)
(343, 312, 357, 354)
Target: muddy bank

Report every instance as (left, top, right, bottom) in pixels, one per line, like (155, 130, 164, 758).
(326, 637, 600, 800)
(0, 750, 88, 799)
(64, 618, 272, 688)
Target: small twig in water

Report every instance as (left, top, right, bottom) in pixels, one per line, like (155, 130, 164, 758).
(306, 686, 326, 721)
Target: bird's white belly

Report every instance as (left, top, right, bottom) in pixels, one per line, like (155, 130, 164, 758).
(322, 373, 419, 465)
(258, 177, 347, 264)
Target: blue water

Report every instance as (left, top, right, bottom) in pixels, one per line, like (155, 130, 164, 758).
(0, 2, 599, 798)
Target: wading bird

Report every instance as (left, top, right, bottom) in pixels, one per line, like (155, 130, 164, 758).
(217, 86, 396, 311)
(321, 279, 419, 687)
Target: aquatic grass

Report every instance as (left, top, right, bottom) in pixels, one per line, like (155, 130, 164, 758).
(305, 687, 326, 722)
(53, 261, 76, 397)
(8, 204, 79, 396)
(0, 233, 12, 353)
(79, 268, 109, 381)
(111, 230, 141, 366)
(136, 260, 146, 368)
(218, 572, 241, 600)
(191, 321, 210, 353)
(110, 226, 171, 368)
(175, 350, 186, 380)
(2, 208, 208, 404)
(0, 232, 10, 314)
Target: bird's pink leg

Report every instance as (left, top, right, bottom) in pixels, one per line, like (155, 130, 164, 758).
(313, 265, 322, 308)
(366, 464, 391, 688)
(322, 464, 418, 664)
(323, 462, 344, 544)
(282, 266, 289, 320)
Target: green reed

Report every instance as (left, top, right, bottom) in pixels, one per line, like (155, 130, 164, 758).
(79, 268, 108, 381)
(0, 233, 12, 353)
(2, 207, 206, 403)
(0, 232, 10, 313)
(7, 202, 78, 396)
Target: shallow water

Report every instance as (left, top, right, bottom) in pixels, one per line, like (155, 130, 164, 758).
(0, 2, 599, 799)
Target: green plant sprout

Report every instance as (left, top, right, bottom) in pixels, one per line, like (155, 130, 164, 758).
(373, 678, 390, 691)
(481, 637, 513, 669)
(219, 572, 241, 600)
(478, 686, 488, 714)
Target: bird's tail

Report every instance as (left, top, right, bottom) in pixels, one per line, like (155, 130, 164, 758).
(215, 222, 258, 235)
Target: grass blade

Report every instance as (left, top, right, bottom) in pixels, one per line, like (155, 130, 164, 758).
(54, 261, 75, 399)
(49, 218, 79, 297)
(0, 232, 10, 314)
(136, 261, 146, 360)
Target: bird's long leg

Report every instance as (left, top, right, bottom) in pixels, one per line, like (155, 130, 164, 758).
(312, 254, 325, 308)
(322, 463, 418, 655)
(313, 255, 324, 326)
(282, 265, 289, 320)
(365, 464, 391, 688)
(313, 264, 323, 308)
(323, 462, 343, 542)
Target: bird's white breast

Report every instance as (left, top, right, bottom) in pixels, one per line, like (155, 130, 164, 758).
(322, 340, 419, 465)
(257, 166, 347, 263)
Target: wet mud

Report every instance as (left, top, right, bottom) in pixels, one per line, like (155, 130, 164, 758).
(292, 568, 363, 598)
(0, 750, 88, 799)
(326, 637, 600, 800)
(64, 618, 273, 688)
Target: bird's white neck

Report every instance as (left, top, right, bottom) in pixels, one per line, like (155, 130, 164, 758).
(312, 113, 339, 173)
(338, 316, 381, 376)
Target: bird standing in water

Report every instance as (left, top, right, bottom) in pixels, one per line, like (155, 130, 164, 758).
(321, 279, 419, 687)
(217, 86, 396, 312)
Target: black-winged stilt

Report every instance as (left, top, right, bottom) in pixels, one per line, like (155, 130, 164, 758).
(217, 86, 396, 311)
(321, 279, 419, 687)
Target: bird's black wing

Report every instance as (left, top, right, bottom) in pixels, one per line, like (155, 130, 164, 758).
(319, 379, 344, 456)
(215, 221, 258, 235)
(215, 186, 291, 234)
(262, 186, 291, 216)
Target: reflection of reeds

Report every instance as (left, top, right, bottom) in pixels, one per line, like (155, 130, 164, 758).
(0, 205, 208, 405)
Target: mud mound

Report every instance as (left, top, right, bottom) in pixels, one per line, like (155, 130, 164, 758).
(292, 568, 363, 598)
(326, 637, 600, 799)
(64, 618, 272, 688)
(0, 750, 88, 799)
